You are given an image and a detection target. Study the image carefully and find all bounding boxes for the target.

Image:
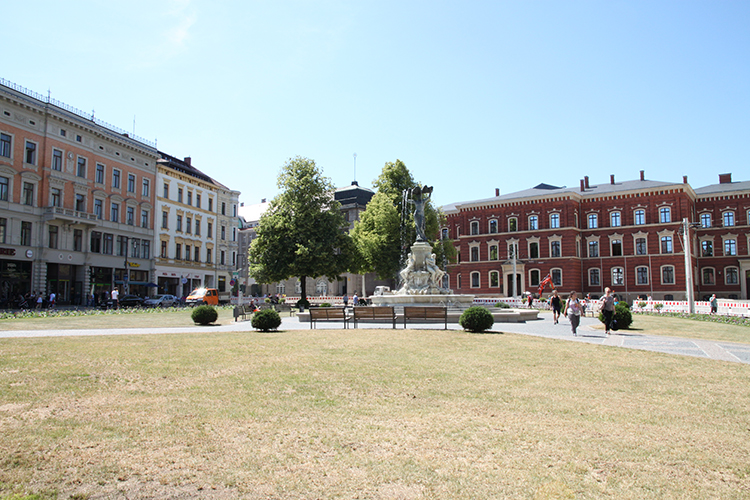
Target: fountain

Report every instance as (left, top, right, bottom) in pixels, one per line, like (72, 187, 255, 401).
(370, 185, 474, 310)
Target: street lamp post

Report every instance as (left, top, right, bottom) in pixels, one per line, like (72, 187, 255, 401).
(681, 218, 700, 314)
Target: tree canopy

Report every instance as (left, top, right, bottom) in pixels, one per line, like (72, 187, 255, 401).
(248, 156, 355, 301)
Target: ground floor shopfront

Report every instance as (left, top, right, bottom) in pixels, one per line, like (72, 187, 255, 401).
(156, 267, 215, 299)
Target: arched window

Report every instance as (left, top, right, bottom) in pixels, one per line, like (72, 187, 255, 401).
(508, 218, 517, 232)
(610, 211, 621, 227)
(589, 268, 600, 286)
(470, 246, 480, 262)
(470, 221, 479, 235)
(470, 272, 480, 288)
(588, 213, 598, 229)
(726, 267, 739, 285)
(612, 267, 624, 286)
(488, 220, 498, 234)
(724, 239, 737, 256)
(702, 268, 715, 285)
(316, 279, 328, 295)
(634, 209, 646, 225)
(636, 266, 649, 285)
(529, 269, 540, 287)
(701, 240, 713, 257)
(528, 215, 538, 230)
(276, 283, 286, 295)
(723, 211, 735, 227)
(660, 236, 673, 254)
(549, 213, 560, 229)
(661, 266, 675, 285)
(489, 271, 499, 287)
(489, 245, 498, 261)
(588, 241, 599, 258)
(660, 207, 671, 223)
(551, 269, 562, 287)
(700, 213, 711, 228)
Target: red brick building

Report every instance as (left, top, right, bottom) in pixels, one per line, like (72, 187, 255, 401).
(444, 172, 749, 302)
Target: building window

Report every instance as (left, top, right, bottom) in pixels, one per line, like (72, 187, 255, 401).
(489, 271, 499, 287)
(635, 238, 647, 255)
(206, 248, 212, 263)
(0, 176, 8, 201)
(143, 240, 150, 259)
(723, 211, 735, 227)
(612, 267, 624, 286)
(178, 188, 183, 203)
(73, 229, 82, 252)
(25, 141, 37, 164)
(221, 225, 226, 240)
(701, 240, 713, 257)
(529, 269, 540, 287)
(0, 218, 8, 243)
(194, 246, 199, 262)
(529, 216, 538, 231)
(724, 239, 737, 256)
(662, 266, 675, 285)
(221, 202, 226, 215)
(163, 183, 169, 198)
(207, 222, 213, 239)
(0, 133, 11, 157)
(489, 245, 498, 261)
(315, 279, 328, 295)
(726, 267, 739, 285)
(112, 169, 121, 189)
(52, 149, 63, 171)
(208, 198, 213, 212)
(51, 188, 62, 207)
(132, 239, 141, 259)
(275, 282, 284, 295)
(588, 241, 599, 258)
(103, 233, 113, 255)
(471, 272, 480, 288)
(470, 221, 479, 235)
(551, 269, 562, 287)
(636, 266, 649, 285)
(702, 268, 715, 285)
(161, 241, 167, 258)
(660, 236, 673, 254)
(588, 213, 598, 229)
(220, 250, 225, 265)
(508, 242, 518, 259)
(141, 210, 149, 229)
(75, 194, 85, 212)
(77, 157, 87, 178)
(186, 217, 192, 234)
(589, 268, 600, 286)
(94, 199, 103, 219)
(142, 179, 150, 197)
(162, 211, 168, 229)
(196, 193, 201, 208)
(185, 245, 191, 261)
(187, 191, 193, 206)
(550, 240, 561, 258)
(127, 174, 135, 193)
(660, 207, 671, 223)
(550, 213, 560, 229)
(176, 215, 182, 232)
(48, 225, 59, 249)
(634, 209, 645, 225)
(20, 221, 32, 246)
(175, 243, 182, 260)
(111, 203, 119, 223)
(441, 228, 448, 240)
(470, 246, 479, 262)
(700, 213, 711, 228)
(116, 235, 128, 257)
(195, 219, 200, 235)
(126, 206, 134, 225)
(96, 164, 105, 184)
(90, 231, 102, 253)
(22, 182, 34, 205)
(529, 241, 539, 259)
(508, 218, 517, 232)
(489, 220, 498, 234)
(610, 211, 621, 227)
(611, 239, 622, 257)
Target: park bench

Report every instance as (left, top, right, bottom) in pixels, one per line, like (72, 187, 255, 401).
(352, 306, 396, 329)
(234, 304, 256, 321)
(403, 306, 448, 330)
(274, 303, 296, 316)
(309, 307, 350, 329)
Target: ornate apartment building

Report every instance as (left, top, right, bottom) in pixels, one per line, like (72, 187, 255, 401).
(0, 79, 242, 306)
(0, 79, 158, 305)
(155, 153, 240, 298)
(445, 172, 750, 302)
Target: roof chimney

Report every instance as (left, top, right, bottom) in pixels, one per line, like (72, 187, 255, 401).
(683, 176, 688, 184)
(495, 188, 500, 197)
(610, 174, 615, 185)
(640, 170, 645, 181)
(584, 176, 590, 189)
(719, 173, 732, 184)
(580, 179, 585, 192)
(183, 157, 191, 166)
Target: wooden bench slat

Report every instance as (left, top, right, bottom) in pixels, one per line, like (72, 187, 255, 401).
(352, 306, 396, 328)
(403, 306, 448, 329)
(309, 307, 349, 329)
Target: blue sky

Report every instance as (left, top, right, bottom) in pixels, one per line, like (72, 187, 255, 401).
(3, 1, 749, 208)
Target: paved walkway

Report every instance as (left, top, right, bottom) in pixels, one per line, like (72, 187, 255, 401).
(2, 313, 749, 365)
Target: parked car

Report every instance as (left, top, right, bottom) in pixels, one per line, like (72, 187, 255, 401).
(186, 288, 219, 306)
(143, 294, 178, 308)
(101, 294, 144, 309)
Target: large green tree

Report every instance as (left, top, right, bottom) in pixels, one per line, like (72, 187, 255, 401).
(352, 159, 456, 284)
(248, 156, 355, 303)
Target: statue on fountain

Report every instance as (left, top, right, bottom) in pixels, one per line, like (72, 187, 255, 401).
(396, 185, 451, 295)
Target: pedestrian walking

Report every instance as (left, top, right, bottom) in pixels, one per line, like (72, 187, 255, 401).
(600, 287, 616, 335)
(550, 290, 562, 324)
(111, 287, 120, 309)
(343, 293, 349, 307)
(710, 294, 718, 314)
(563, 291, 582, 335)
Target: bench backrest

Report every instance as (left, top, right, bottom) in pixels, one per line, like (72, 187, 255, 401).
(403, 306, 447, 319)
(310, 308, 347, 320)
(353, 306, 395, 319)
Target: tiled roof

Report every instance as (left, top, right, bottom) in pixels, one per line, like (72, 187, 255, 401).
(694, 180, 750, 195)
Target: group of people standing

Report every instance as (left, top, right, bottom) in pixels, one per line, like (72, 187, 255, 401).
(549, 287, 617, 336)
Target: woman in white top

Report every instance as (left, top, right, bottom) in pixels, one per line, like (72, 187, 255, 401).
(563, 291, 582, 336)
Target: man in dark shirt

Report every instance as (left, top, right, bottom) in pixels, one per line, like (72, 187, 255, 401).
(550, 290, 562, 324)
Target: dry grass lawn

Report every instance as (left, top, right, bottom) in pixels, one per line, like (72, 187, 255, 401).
(1, 328, 749, 499)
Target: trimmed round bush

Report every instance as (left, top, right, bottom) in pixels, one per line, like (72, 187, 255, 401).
(191, 305, 218, 325)
(252, 308, 281, 331)
(598, 303, 633, 330)
(493, 301, 511, 309)
(320, 302, 332, 308)
(459, 306, 495, 333)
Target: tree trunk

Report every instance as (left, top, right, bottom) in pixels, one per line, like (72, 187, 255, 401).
(300, 276, 307, 303)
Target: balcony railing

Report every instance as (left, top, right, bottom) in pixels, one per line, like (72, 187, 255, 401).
(43, 206, 98, 223)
